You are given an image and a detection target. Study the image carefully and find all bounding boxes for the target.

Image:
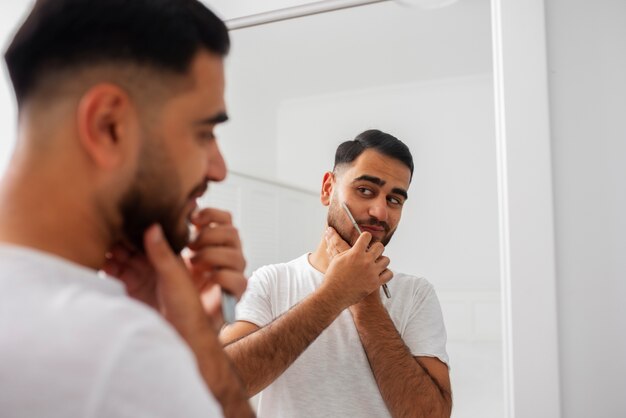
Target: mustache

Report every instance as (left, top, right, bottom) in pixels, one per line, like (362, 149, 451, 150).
(357, 217, 390, 233)
(188, 178, 209, 200)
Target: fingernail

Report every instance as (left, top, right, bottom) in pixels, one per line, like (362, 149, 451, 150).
(150, 225, 163, 243)
(189, 224, 198, 242)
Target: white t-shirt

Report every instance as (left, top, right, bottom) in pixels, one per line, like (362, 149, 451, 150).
(236, 253, 448, 418)
(0, 244, 223, 418)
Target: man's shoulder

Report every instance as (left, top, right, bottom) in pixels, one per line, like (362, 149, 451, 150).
(0, 251, 197, 414)
(250, 253, 310, 278)
(388, 271, 437, 300)
(0, 244, 185, 362)
(391, 271, 433, 288)
(1, 284, 215, 418)
(5, 279, 181, 352)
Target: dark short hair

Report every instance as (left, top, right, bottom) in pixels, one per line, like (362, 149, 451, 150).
(4, 0, 230, 107)
(334, 129, 414, 179)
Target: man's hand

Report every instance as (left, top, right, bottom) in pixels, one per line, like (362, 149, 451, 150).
(325, 229, 450, 417)
(103, 207, 247, 328)
(321, 226, 392, 309)
(103, 244, 159, 309)
(220, 226, 390, 398)
(141, 224, 211, 338)
(186, 208, 247, 323)
(103, 223, 219, 334)
(142, 224, 254, 418)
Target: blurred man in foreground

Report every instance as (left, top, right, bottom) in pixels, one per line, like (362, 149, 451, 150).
(0, 1, 252, 416)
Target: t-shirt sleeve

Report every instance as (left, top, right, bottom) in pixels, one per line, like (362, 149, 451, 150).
(235, 266, 275, 327)
(402, 282, 449, 366)
(90, 312, 224, 418)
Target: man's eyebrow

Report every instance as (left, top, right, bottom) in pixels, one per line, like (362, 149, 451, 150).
(353, 175, 385, 186)
(353, 175, 408, 200)
(392, 188, 409, 201)
(194, 111, 229, 126)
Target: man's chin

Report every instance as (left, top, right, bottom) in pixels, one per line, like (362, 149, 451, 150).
(119, 224, 189, 255)
(163, 227, 190, 255)
(118, 226, 150, 254)
(381, 233, 394, 247)
(115, 237, 141, 254)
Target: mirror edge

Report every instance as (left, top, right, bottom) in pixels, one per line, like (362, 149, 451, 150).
(492, 0, 561, 417)
(224, 0, 386, 30)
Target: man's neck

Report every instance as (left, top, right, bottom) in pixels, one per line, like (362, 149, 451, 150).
(307, 237, 331, 274)
(0, 164, 110, 271)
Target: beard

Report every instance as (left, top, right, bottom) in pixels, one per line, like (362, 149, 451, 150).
(118, 138, 206, 254)
(326, 195, 396, 246)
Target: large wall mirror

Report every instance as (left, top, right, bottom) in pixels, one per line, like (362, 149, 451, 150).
(203, 0, 561, 417)
(0, 1, 560, 417)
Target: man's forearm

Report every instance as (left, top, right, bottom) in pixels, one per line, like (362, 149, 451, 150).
(193, 328, 255, 418)
(351, 302, 452, 418)
(224, 288, 343, 396)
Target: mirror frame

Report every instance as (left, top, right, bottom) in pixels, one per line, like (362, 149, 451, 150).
(491, 1, 560, 417)
(223, 1, 562, 417)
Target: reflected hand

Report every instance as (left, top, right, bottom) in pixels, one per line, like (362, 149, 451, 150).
(322, 227, 392, 309)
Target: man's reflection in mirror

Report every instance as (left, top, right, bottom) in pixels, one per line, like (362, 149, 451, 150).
(222, 130, 452, 418)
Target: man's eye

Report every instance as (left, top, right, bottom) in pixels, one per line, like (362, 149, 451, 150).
(388, 196, 403, 206)
(357, 187, 373, 196)
(198, 132, 215, 141)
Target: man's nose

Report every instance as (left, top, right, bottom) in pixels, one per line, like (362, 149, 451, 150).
(368, 197, 388, 223)
(206, 141, 227, 182)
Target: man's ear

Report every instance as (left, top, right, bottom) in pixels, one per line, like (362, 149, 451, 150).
(75, 83, 138, 169)
(320, 171, 335, 206)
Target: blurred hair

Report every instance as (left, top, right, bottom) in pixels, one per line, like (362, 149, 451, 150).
(4, 0, 230, 107)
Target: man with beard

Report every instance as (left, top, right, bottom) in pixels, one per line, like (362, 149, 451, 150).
(221, 130, 452, 418)
(0, 1, 252, 417)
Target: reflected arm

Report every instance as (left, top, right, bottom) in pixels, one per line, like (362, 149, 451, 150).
(350, 296, 452, 418)
(220, 287, 344, 397)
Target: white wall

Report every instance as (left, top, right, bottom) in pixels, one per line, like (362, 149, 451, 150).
(0, 1, 34, 178)
(217, 0, 492, 182)
(545, 0, 626, 417)
(197, 173, 326, 276)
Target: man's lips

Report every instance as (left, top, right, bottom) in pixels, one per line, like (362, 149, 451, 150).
(188, 180, 209, 201)
(360, 225, 385, 233)
(185, 184, 207, 216)
(190, 186, 208, 201)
